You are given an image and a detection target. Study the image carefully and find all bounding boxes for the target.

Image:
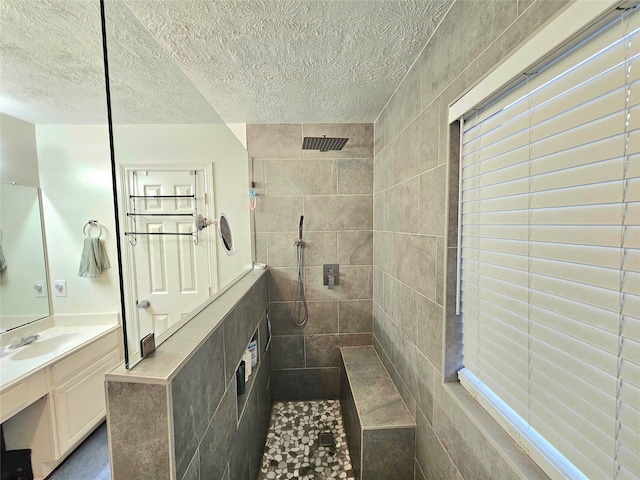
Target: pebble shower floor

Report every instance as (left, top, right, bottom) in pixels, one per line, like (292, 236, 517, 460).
(258, 400, 355, 480)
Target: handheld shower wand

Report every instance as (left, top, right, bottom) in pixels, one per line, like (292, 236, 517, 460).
(292, 215, 308, 327)
(298, 216, 304, 242)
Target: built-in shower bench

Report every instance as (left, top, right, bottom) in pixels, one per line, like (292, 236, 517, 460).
(340, 345, 416, 480)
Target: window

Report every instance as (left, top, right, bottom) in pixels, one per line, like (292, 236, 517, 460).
(455, 5, 639, 479)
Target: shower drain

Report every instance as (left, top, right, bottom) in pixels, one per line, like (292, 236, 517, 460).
(318, 432, 334, 447)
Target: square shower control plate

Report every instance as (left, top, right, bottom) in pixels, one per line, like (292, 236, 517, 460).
(323, 264, 339, 286)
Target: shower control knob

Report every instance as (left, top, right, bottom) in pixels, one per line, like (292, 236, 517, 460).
(136, 299, 151, 309)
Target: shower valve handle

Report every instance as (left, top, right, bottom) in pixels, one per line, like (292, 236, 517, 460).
(323, 264, 339, 289)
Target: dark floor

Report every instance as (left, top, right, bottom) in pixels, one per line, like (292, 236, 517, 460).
(47, 422, 110, 480)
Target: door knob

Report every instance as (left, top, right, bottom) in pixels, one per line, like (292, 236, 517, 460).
(136, 299, 151, 309)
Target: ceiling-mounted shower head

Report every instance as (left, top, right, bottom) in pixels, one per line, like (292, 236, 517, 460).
(303, 136, 348, 152)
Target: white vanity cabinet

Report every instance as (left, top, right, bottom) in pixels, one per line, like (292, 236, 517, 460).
(51, 331, 120, 458)
(1, 327, 121, 479)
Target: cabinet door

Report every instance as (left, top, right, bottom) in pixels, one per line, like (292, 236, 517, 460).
(53, 349, 120, 456)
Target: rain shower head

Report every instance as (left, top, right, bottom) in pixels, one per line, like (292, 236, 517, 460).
(303, 136, 348, 152)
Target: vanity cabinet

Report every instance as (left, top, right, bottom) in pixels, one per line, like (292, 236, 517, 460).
(52, 333, 120, 457)
(1, 328, 121, 479)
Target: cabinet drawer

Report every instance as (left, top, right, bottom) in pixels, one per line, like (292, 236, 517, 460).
(54, 348, 120, 456)
(51, 330, 119, 385)
(0, 370, 47, 423)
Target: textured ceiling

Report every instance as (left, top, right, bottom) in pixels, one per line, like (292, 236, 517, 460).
(0, 0, 108, 124)
(0, 0, 453, 125)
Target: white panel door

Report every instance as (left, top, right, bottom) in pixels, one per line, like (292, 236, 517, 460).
(128, 169, 212, 340)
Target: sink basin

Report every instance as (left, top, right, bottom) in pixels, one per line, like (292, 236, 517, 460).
(8, 333, 81, 361)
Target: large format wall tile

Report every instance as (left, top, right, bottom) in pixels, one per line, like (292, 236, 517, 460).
(305, 333, 372, 368)
(339, 299, 373, 333)
(199, 379, 237, 480)
(338, 230, 373, 265)
(254, 195, 303, 233)
(269, 301, 339, 335)
(304, 195, 373, 231)
(270, 335, 305, 369)
(267, 231, 337, 268)
(337, 158, 373, 194)
(272, 367, 340, 400)
(264, 159, 336, 195)
(247, 123, 302, 159)
(172, 326, 226, 479)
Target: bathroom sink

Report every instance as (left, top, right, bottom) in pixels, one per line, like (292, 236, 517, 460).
(8, 333, 81, 361)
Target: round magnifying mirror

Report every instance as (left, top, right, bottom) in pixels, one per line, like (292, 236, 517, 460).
(218, 213, 236, 256)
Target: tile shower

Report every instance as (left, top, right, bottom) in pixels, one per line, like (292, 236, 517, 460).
(105, 3, 571, 479)
(248, 123, 375, 402)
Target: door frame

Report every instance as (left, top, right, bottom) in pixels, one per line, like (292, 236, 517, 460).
(118, 163, 216, 361)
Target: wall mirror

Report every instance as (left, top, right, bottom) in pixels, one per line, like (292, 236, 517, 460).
(0, 183, 50, 332)
(0, 1, 110, 334)
(102, 0, 254, 367)
(1, 0, 254, 368)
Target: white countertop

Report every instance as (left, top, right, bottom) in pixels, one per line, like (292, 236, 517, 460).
(0, 322, 119, 392)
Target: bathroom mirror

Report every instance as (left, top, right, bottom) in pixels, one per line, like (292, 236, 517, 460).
(0, 183, 50, 332)
(0, 0, 254, 364)
(0, 0, 110, 334)
(102, 0, 253, 367)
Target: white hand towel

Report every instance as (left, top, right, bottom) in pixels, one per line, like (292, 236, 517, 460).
(78, 238, 110, 278)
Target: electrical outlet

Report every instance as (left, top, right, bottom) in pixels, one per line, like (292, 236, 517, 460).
(33, 281, 47, 298)
(54, 280, 67, 297)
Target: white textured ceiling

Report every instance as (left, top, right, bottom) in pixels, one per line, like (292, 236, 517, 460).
(0, 0, 453, 125)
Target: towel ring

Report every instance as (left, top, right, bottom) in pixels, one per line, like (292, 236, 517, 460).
(83, 220, 104, 239)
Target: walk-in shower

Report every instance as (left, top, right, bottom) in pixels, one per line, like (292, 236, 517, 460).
(292, 215, 308, 327)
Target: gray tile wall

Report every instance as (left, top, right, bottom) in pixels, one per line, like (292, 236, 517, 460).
(372, 1, 569, 479)
(106, 273, 270, 480)
(248, 122, 374, 400)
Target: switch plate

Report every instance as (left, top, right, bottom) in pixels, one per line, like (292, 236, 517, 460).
(34, 281, 47, 298)
(54, 280, 67, 297)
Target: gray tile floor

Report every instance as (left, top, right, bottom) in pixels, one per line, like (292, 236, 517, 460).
(259, 400, 355, 480)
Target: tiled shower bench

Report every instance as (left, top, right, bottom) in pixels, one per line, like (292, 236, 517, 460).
(340, 346, 416, 480)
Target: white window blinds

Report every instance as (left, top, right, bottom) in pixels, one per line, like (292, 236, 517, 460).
(458, 7, 640, 480)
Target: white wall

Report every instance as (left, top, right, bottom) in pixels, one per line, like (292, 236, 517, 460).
(0, 113, 40, 186)
(36, 125, 121, 315)
(2, 120, 251, 339)
(112, 123, 253, 290)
